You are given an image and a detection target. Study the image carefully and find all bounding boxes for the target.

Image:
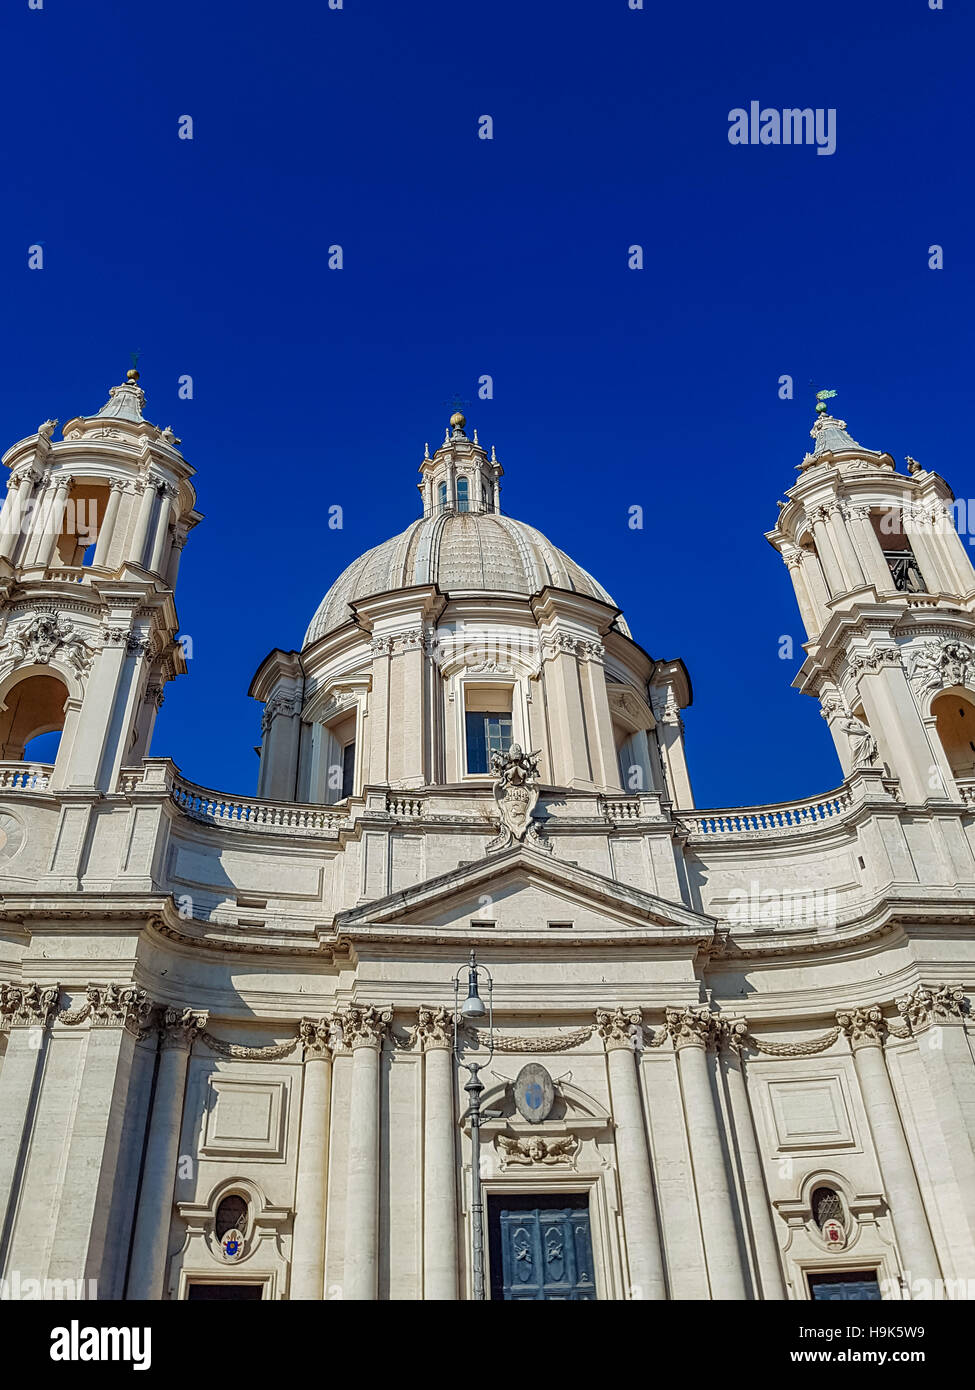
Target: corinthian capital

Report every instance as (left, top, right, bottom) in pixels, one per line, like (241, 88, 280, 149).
(666, 1006, 717, 1051)
(87, 983, 154, 1034)
(299, 1016, 335, 1060)
(896, 984, 968, 1033)
(715, 1016, 749, 1055)
(595, 1006, 642, 1051)
(340, 1004, 393, 1051)
(837, 1005, 887, 1049)
(0, 980, 60, 1029)
(160, 1006, 208, 1050)
(410, 1005, 454, 1051)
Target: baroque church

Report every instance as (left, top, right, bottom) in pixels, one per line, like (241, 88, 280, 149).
(2, 373, 975, 1301)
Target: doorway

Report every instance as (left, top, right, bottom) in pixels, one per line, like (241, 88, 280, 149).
(488, 1192, 596, 1300)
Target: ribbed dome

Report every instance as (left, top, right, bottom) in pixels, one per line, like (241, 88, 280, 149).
(303, 510, 628, 646)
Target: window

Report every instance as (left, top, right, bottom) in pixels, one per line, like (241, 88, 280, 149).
(215, 1195, 247, 1238)
(438, 482, 448, 509)
(808, 1271, 881, 1301)
(466, 712, 512, 774)
(341, 740, 355, 799)
(811, 1186, 845, 1229)
(870, 509, 927, 593)
(464, 685, 514, 774)
(456, 477, 470, 512)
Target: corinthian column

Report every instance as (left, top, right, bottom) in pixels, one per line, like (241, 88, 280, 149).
(127, 1008, 206, 1301)
(91, 479, 126, 568)
(148, 484, 177, 576)
(837, 1007, 942, 1288)
(667, 1008, 748, 1299)
(342, 1005, 391, 1301)
(290, 1018, 335, 1300)
(414, 1006, 459, 1300)
(595, 1008, 666, 1299)
(716, 1018, 786, 1299)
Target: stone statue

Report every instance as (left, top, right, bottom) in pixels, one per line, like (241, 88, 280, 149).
(837, 712, 877, 768)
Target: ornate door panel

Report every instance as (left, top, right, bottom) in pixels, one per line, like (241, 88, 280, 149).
(489, 1194, 596, 1300)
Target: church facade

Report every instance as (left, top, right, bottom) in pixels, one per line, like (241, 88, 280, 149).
(2, 377, 975, 1300)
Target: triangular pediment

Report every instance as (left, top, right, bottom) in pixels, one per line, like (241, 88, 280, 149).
(335, 844, 715, 939)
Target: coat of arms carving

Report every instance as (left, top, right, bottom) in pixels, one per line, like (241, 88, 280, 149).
(486, 744, 548, 853)
(3, 612, 92, 675)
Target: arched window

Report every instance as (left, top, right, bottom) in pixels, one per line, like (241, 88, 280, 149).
(437, 482, 448, 511)
(215, 1194, 248, 1238)
(811, 1186, 845, 1230)
(456, 477, 470, 513)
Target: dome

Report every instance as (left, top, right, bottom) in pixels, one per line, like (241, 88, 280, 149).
(303, 510, 630, 646)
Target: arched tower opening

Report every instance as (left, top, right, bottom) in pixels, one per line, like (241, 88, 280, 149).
(0, 671, 69, 762)
(932, 689, 975, 780)
(54, 477, 110, 569)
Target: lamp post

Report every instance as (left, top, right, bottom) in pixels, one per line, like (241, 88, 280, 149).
(453, 948, 496, 1301)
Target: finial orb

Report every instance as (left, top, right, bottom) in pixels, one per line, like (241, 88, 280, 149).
(126, 368, 140, 383)
(450, 410, 466, 431)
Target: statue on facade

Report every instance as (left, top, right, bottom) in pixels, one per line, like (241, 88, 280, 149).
(837, 711, 877, 769)
(486, 743, 548, 853)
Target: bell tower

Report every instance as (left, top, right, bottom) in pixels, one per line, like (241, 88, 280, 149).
(767, 393, 975, 803)
(0, 369, 202, 794)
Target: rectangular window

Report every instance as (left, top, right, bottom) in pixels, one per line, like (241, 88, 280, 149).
(341, 740, 355, 799)
(466, 711, 512, 774)
(807, 1270, 882, 1301)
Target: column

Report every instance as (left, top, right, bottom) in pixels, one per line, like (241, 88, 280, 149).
(896, 986, 975, 1277)
(717, 1019, 787, 1299)
(930, 503, 975, 596)
(0, 983, 59, 1269)
(259, 690, 302, 800)
(824, 503, 867, 591)
(368, 638, 392, 785)
(0, 473, 35, 563)
(342, 1006, 390, 1301)
(166, 530, 188, 588)
(127, 1008, 206, 1300)
(808, 506, 846, 596)
(579, 641, 618, 791)
(62, 629, 130, 790)
(853, 653, 937, 804)
(91, 479, 126, 568)
(845, 505, 897, 594)
(837, 1007, 942, 1288)
(21, 476, 52, 567)
(542, 637, 592, 786)
(783, 549, 819, 638)
(148, 484, 176, 576)
(290, 1019, 334, 1300)
(39, 473, 72, 568)
(667, 1008, 749, 1299)
(595, 1009, 666, 1299)
(130, 477, 160, 568)
(416, 1007, 458, 1300)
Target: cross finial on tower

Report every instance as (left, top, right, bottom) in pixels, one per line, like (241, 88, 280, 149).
(127, 348, 142, 384)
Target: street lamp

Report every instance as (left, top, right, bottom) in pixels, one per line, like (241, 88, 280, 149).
(453, 948, 497, 1301)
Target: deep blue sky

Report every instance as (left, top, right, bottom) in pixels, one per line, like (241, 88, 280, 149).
(2, 0, 972, 808)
